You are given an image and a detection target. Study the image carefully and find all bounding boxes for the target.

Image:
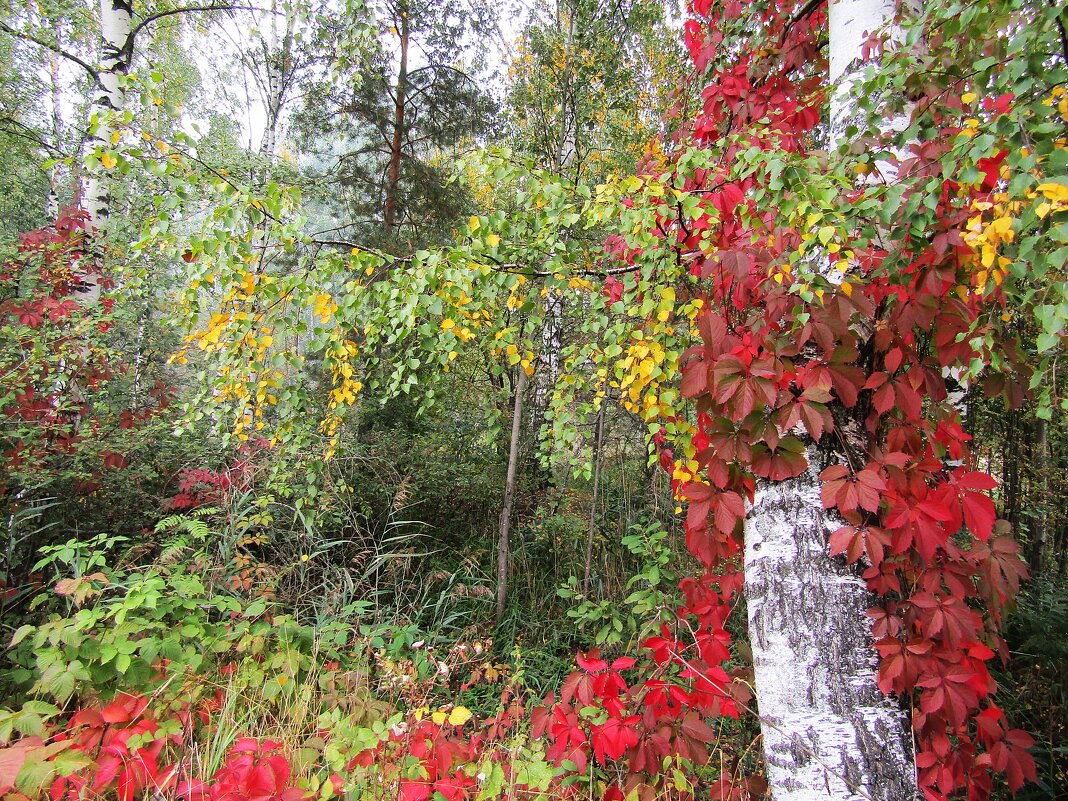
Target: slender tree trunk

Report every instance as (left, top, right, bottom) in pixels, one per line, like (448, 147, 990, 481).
(47, 50, 65, 219)
(1031, 417, 1048, 574)
(582, 400, 606, 593)
(532, 3, 577, 420)
(744, 3, 919, 799)
(383, 7, 409, 233)
(497, 367, 528, 624)
(258, 0, 293, 159)
(555, 5, 578, 177)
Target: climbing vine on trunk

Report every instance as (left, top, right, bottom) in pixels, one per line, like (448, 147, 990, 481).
(533, 0, 1061, 798)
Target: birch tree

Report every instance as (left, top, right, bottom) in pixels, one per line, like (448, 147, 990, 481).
(742, 2, 918, 798)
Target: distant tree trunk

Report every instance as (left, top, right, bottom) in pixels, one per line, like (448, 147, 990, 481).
(47, 49, 64, 218)
(532, 3, 577, 420)
(582, 400, 605, 593)
(383, 6, 409, 233)
(258, 0, 295, 159)
(1031, 417, 1048, 574)
(555, 3, 578, 177)
(497, 367, 528, 624)
(744, 2, 919, 799)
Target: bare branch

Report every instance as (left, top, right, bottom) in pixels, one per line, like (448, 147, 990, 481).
(0, 20, 100, 85)
(126, 4, 274, 54)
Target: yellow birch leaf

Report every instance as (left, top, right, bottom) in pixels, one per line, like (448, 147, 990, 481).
(448, 706, 473, 726)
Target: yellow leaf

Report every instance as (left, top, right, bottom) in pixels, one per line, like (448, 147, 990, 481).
(990, 216, 1013, 236)
(441, 318, 455, 330)
(448, 706, 473, 726)
(469, 216, 480, 232)
(101, 152, 117, 170)
(1036, 182, 1068, 202)
(487, 233, 500, 248)
(961, 92, 977, 104)
(431, 711, 447, 725)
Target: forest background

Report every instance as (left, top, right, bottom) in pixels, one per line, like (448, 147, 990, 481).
(0, 0, 1065, 800)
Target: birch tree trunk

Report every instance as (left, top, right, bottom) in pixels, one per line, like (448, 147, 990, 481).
(82, 0, 133, 302)
(533, 3, 577, 416)
(496, 367, 528, 624)
(743, 2, 919, 799)
(258, 0, 291, 159)
(745, 450, 917, 801)
(85, 0, 132, 227)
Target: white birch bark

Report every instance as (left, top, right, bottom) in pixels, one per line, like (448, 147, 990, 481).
(534, 6, 577, 415)
(744, 2, 919, 799)
(82, 0, 133, 302)
(745, 449, 917, 801)
(258, 0, 295, 159)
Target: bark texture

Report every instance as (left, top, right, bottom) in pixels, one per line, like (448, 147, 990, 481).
(383, 6, 409, 233)
(85, 0, 132, 228)
(81, 0, 133, 303)
(744, 448, 918, 801)
(581, 400, 605, 593)
(496, 367, 528, 623)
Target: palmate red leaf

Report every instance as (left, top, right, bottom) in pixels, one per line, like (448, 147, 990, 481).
(962, 492, 996, 541)
(942, 467, 999, 541)
(989, 728, 1037, 793)
(975, 535, 1029, 610)
(576, 649, 608, 673)
(591, 715, 639, 764)
(828, 523, 888, 568)
(399, 779, 431, 801)
(752, 438, 807, 480)
(1003, 729, 1037, 792)
(560, 671, 596, 705)
(679, 711, 716, 743)
(829, 362, 865, 407)
(829, 525, 865, 564)
(820, 465, 885, 514)
(778, 395, 833, 441)
(874, 636, 932, 695)
(712, 490, 745, 535)
(680, 355, 709, 398)
(530, 704, 551, 739)
(911, 593, 982, 649)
